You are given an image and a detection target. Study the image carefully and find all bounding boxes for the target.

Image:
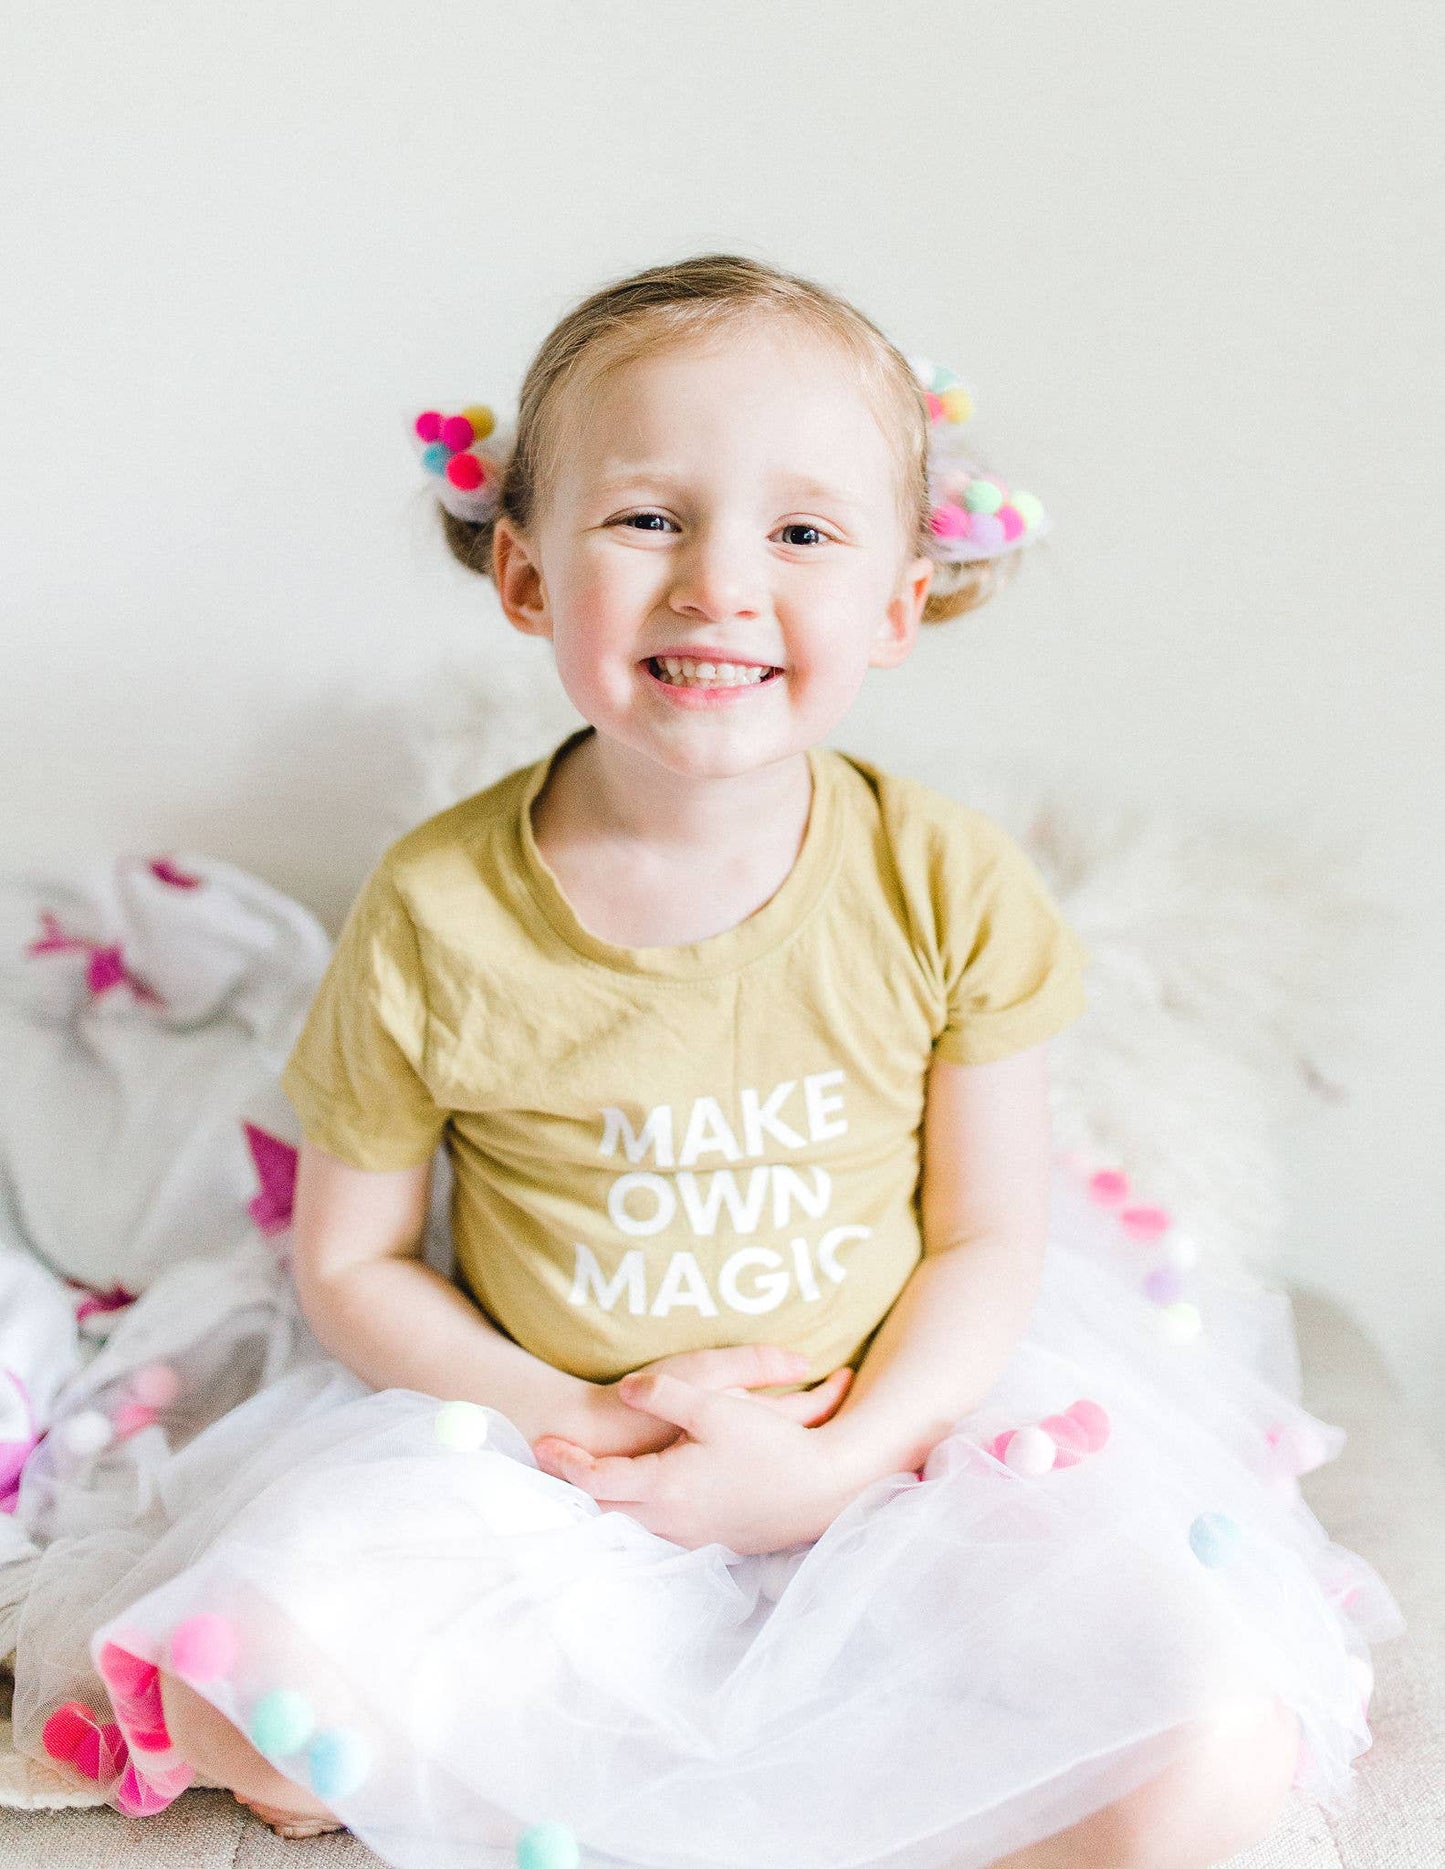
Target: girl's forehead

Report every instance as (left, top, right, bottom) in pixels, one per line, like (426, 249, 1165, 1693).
(563, 324, 896, 483)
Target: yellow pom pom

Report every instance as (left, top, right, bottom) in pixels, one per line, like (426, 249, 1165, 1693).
(460, 404, 495, 440)
(940, 387, 974, 424)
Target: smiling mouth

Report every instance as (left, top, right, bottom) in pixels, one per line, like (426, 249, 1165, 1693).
(645, 656, 783, 688)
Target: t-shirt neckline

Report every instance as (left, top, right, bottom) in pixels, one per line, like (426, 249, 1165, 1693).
(513, 727, 843, 980)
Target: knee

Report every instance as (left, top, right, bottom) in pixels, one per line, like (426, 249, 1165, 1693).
(1091, 1699, 1300, 1869)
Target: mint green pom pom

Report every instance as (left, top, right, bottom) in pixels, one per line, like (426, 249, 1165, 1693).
(517, 1820, 582, 1869)
(435, 1401, 490, 1451)
(420, 442, 449, 475)
(249, 1688, 315, 1758)
(963, 480, 1004, 515)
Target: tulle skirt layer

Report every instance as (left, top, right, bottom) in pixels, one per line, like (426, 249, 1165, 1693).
(12, 1163, 1402, 1869)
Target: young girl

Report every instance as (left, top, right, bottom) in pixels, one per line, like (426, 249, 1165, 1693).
(23, 255, 1398, 1868)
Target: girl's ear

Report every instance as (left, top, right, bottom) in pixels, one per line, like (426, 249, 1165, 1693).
(492, 517, 553, 642)
(869, 554, 933, 669)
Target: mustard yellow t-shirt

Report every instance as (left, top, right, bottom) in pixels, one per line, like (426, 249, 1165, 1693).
(280, 728, 1090, 1387)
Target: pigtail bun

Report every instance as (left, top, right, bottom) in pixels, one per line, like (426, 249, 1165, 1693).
(440, 505, 499, 581)
(921, 552, 1022, 624)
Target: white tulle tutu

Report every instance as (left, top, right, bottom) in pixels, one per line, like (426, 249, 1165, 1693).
(10, 1156, 1401, 1869)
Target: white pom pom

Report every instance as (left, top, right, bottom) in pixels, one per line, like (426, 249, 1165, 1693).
(58, 1409, 114, 1456)
(1162, 1229, 1201, 1271)
(1003, 1426, 1057, 1476)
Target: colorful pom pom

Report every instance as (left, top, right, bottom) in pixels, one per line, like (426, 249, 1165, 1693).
(420, 443, 450, 475)
(445, 453, 485, 492)
(1120, 1204, 1172, 1240)
(439, 414, 475, 451)
(1003, 1425, 1057, 1476)
(925, 392, 946, 422)
(435, 1400, 490, 1451)
(168, 1614, 238, 1685)
(250, 1688, 317, 1758)
(112, 1400, 159, 1440)
(516, 1819, 583, 1869)
(1087, 1168, 1130, 1205)
(1161, 1230, 1200, 1271)
(129, 1364, 181, 1409)
(414, 411, 444, 444)
(1143, 1266, 1187, 1306)
(73, 1720, 127, 1781)
(41, 1701, 97, 1764)
(58, 1409, 113, 1456)
(1011, 491, 1044, 529)
(1038, 1414, 1090, 1468)
(969, 513, 1006, 551)
(461, 404, 496, 440)
(307, 1726, 372, 1801)
(930, 503, 972, 540)
(997, 505, 1024, 542)
(940, 386, 973, 423)
(1063, 1399, 1111, 1452)
(1159, 1300, 1204, 1345)
(962, 479, 1004, 515)
(1189, 1511, 1242, 1568)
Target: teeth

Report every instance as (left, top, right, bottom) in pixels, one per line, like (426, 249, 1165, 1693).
(653, 657, 776, 687)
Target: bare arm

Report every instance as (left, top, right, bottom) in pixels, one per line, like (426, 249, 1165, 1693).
(289, 1138, 598, 1445)
(289, 1139, 852, 1453)
(811, 1044, 1054, 1486)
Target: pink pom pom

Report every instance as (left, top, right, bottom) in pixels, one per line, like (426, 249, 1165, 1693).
(112, 1401, 158, 1440)
(969, 513, 1006, 551)
(414, 411, 443, 443)
(73, 1720, 127, 1781)
(129, 1364, 181, 1409)
(1143, 1266, 1186, 1306)
(987, 1430, 1015, 1462)
(924, 392, 945, 421)
(1038, 1414, 1090, 1468)
(41, 1701, 96, 1764)
(930, 502, 972, 540)
(439, 414, 475, 451)
(997, 504, 1024, 542)
(1063, 1399, 1111, 1452)
(445, 452, 485, 491)
(1120, 1204, 1172, 1239)
(168, 1613, 238, 1685)
(1088, 1169, 1131, 1205)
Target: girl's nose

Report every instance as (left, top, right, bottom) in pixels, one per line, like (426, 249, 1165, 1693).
(668, 525, 764, 621)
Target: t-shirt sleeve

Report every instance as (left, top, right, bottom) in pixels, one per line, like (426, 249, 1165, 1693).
(279, 864, 450, 1171)
(932, 812, 1090, 1067)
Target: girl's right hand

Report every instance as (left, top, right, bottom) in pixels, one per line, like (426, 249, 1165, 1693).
(566, 1346, 853, 1460)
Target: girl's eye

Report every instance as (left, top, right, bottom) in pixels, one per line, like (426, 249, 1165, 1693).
(616, 512, 677, 533)
(778, 523, 827, 547)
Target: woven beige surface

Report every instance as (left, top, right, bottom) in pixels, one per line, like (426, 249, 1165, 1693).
(1, 1285, 1440, 1869)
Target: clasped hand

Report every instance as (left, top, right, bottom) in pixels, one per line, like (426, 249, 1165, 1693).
(532, 1345, 856, 1556)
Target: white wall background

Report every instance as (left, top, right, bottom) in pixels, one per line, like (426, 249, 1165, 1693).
(3, 4, 1441, 1420)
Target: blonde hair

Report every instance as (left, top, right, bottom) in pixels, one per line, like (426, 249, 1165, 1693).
(440, 253, 1018, 624)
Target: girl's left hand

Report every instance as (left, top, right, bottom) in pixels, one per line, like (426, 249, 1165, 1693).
(532, 1370, 856, 1554)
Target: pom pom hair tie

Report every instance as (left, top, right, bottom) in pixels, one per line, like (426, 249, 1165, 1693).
(906, 357, 1050, 565)
(412, 404, 507, 524)
(412, 360, 1048, 564)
